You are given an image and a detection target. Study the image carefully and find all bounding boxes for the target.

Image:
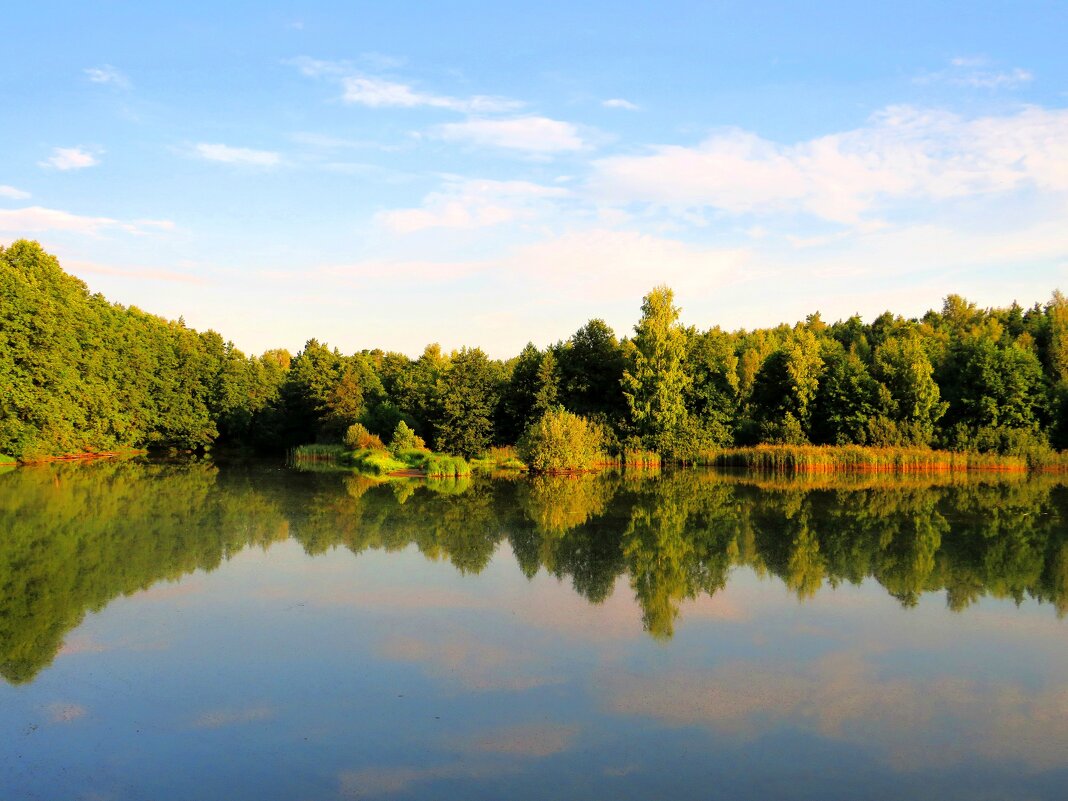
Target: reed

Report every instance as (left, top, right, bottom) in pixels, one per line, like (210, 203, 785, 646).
(620, 449, 662, 468)
(471, 446, 527, 471)
(425, 454, 471, 477)
(696, 444, 1068, 473)
(291, 443, 348, 461)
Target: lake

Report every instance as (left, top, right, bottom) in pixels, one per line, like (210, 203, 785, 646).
(2, 459, 1067, 800)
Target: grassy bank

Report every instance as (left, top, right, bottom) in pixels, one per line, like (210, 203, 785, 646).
(291, 444, 472, 477)
(698, 445, 1068, 473)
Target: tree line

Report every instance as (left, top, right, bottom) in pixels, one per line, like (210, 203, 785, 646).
(2, 238, 1066, 461)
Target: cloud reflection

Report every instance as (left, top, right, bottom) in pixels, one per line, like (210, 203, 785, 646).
(603, 651, 1068, 770)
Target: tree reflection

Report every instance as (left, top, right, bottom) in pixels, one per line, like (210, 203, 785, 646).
(2, 461, 1068, 683)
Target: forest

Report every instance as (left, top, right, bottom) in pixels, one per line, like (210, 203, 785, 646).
(2, 238, 1066, 464)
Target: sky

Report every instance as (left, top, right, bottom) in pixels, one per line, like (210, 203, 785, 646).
(1, 1, 1066, 358)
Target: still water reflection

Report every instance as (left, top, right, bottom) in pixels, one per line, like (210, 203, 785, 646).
(2, 460, 1067, 800)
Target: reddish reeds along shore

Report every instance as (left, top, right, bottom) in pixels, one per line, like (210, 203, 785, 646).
(701, 445, 1068, 473)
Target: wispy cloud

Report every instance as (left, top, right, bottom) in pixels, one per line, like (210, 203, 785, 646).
(467, 723, 578, 757)
(339, 763, 520, 798)
(375, 178, 568, 233)
(434, 117, 587, 154)
(84, 64, 130, 89)
(194, 143, 281, 167)
(603, 651, 1068, 771)
(67, 258, 204, 285)
(39, 146, 100, 171)
(916, 57, 1034, 90)
(0, 206, 174, 237)
(602, 98, 640, 111)
(290, 57, 522, 113)
(0, 185, 30, 199)
(290, 131, 380, 150)
(342, 75, 521, 113)
(591, 105, 1068, 224)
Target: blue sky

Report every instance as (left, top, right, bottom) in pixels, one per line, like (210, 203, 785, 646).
(2, 1, 1066, 357)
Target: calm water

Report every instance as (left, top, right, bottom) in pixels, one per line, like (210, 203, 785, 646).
(2, 460, 1067, 801)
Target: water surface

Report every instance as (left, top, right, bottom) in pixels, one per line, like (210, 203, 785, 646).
(2, 460, 1067, 800)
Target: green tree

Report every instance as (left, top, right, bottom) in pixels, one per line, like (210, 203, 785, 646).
(812, 345, 882, 445)
(872, 334, 946, 445)
(434, 347, 500, 457)
(683, 327, 740, 447)
(556, 319, 628, 421)
(621, 286, 691, 454)
(496, 343, 544, 445)
(750, 327, 824, 443)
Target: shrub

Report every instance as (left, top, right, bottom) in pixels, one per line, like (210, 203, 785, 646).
(518, 408, 605, 473)
(344, 423, 384, 451)
(425, 454, 470, 477)
(389, 420, 419, 454)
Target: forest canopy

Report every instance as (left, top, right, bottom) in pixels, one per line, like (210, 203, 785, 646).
(2, 239, 1066, 462)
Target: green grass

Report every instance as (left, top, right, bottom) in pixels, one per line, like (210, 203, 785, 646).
(697, 444, 1068, 473)
(345, 449, 409, 475)
(0, 453, 16, 465)
(292, 442, 470, 477)
(425, 454, 471, 477)
(291, 443, 348, 460)
(470, 446, 528, 472)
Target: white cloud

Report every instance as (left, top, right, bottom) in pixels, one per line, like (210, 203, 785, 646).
(341, 75, 521, 113)
(0, 185, 30, 199)
(0, 206, 174, 237)
(84, 64, 130, 89)
(503, 228, 752, 300)
(603, 652, 1068, 771)
(194, 143, 281, 167)
(288, 56, 345, 77)
(294, 228, 753, 305)
(290, 57, 522, 113)
(958, 67, 1033, 89)
(603, 98, 640, 111)
(39, 147, 100, 171)
(591, 105, 1068, 224)
(917, 58, 1034, 90)
(375, 178, 568, 232)
(434, 117, 587, 154)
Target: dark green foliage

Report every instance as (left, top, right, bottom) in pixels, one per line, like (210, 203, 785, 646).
(496, 343, 545, 445)
(433, 347, 501, 458)
(556, 319, 628, 421)
(683, 327, 739, 448)
(812, 347, 882, 445)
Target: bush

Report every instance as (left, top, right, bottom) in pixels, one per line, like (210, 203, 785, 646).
(518, 408, 605, 473)
(425, 454, 470, 477)
(389, 420, 422, 454)
(344, 423, 384, 451)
